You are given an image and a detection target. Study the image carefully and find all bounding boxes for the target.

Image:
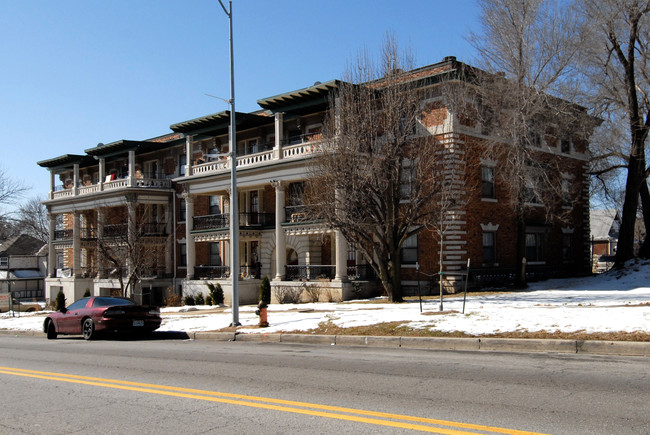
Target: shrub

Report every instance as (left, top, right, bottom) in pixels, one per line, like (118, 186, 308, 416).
(184, 295, 196, 306)
(303, 284, 321, 303)
(206, 294, 213, 306)
(259, 276, 271, 305)
(83, 288, 91, 298)
(195, 293, 205, 305)
(273, 286, 302, 304)
(164, 293, 182, 307)
(55, 289, 66, 311)
(208, 283, 224, 305)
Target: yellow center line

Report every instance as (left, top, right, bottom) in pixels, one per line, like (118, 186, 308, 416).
(0, 366, 547, 435)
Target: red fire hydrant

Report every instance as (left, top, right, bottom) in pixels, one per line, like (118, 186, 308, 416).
(256, 301, 269, 327)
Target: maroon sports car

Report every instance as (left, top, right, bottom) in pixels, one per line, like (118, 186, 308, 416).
(43, 296, 162, 340)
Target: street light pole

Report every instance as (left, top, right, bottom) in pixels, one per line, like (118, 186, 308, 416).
(218, 0, 240, 326)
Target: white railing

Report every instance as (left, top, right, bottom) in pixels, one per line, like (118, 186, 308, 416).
(50, 177, 171, 199)
(104, 179, 129, 190)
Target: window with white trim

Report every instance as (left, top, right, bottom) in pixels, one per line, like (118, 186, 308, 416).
(481, 165, 495, 199)
(482, 232, 496, 264)
(401, 234, 418, 265)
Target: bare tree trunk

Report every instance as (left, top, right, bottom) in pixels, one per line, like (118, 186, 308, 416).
(615, 143, 645, 266)
(637, 180, 650, 258)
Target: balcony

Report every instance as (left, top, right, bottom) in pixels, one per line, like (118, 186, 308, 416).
(193, 212, 275, 232)
(51, 174, 172, 200)
(193, 264, 261, 280)
(284, 264, 377, 281)
(189, 134, 321, 178)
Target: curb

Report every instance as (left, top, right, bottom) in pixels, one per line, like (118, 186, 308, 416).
(3, 330, 648, 357)
(190, 331, 650, 357)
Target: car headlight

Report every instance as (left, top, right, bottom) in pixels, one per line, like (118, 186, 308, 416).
(149, 309, 160, 315)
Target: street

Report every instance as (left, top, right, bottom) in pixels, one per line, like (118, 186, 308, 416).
(0, 335, 647, 434)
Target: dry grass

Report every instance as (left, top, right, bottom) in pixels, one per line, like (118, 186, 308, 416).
(278, 320, 650, 342)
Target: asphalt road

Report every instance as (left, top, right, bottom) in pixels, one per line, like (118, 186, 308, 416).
(0, 334, 647, 434)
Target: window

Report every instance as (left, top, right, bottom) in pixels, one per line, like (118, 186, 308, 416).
(209, 196, 220, 215)
(525, 230, 546, 262)
(561, 137, 571, 153)
(481, 166, 495, 199)
(482, 232, 496, 264)
(0, 257, 7, 267)
(401, 234, 418, 265)
(209, 243, 221, 266)
(524, 175, 541, 204)
(400, 160, 416, 200)
(179, 199, 186, 222)
(562, 234, 573, 262)
(289, 182, 305, 206)
(56, 253, 65, 269)
(180, 244, 187, 267)
(179, 154, 187, 176)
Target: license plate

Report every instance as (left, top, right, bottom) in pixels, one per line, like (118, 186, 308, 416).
(133, 320, 144, 327)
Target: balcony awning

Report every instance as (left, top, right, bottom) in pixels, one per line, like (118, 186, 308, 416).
(37, 154, 95, 170)
(257, 79, 346, 114)
(170, 111, 271, 135)
(84, 140, 170, 158)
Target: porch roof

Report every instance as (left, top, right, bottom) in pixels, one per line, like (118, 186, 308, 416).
(37, 154, 95, 170)
(169, 111, 271, 135)
(257, 79, 346, 114)
(84, 140, 170, 157)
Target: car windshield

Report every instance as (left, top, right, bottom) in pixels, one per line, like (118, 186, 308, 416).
(92, 297, 135, 308)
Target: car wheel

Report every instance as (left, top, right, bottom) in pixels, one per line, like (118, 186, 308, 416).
(46, 320, 57, 340)
(82, 318, 95, 340)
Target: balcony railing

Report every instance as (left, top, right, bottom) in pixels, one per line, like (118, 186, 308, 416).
(285, 264, 377, 281)
(190, 136, 320, 177)
(193, 212, 275, 231)
(194, 265, 230, 279)
(240, 212, 275, 227)
(54, 229, 73, 240)
(51, 174, 172, 199)
(194, 214, 229, 231)
(285, 205, 316, 223)
(193, 265, 261, 280)
(141, 223, 167, 236)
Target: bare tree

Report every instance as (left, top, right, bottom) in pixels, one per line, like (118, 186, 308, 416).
(468, 0, 588, 285)
(96, 201, 168, 298)
(577, 0, 650, 264)
(0, 165, 28, 221)
(14, 197, 49, 244)
(308, 36, 449, 302)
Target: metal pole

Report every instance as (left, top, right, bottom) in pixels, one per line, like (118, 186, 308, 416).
(415, 262, 422, 313)
(219, 0, 240, 326)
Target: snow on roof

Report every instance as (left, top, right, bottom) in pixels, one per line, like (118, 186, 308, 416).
(590, 209, 619, 241)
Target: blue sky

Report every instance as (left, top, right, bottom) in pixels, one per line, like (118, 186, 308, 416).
(0, 0, 479, 214)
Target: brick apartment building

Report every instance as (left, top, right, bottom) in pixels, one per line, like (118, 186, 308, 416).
(38, 57, 592, 306)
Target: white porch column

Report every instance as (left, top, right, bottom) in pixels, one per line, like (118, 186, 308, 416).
(335, 230, 348, 281)
(272, 180, 286, 280)
(274, 112, 284, 160)
(49, 171, 55, 200)
(185, 135, 193, 176)
(47, 213, 56, 277)
(97, 208, 106, 278)
(165, 204, 173, 274)
(127, 150, 136, 187)
(72, 212, 81, 277)
(126, 194, 137, 277)
(184, 193, 196, 279)
(98, 157, 105, 191)
(72, 163, 79, 196)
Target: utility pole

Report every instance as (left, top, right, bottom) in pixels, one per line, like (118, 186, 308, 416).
(218, 0, 240, 326)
